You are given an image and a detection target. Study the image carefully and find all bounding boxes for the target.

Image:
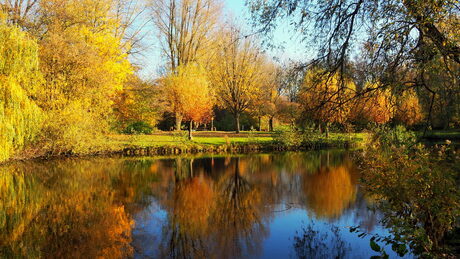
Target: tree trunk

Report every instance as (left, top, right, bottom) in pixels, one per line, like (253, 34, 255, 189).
(269, 116, 274, 132)
(188, 120, 193, 140)
(258, 116, 262, 131)
(235, 112, 240, 133)
(325, 122, 329, 138)
(175, 113, 183, 131)
(211, 117, 214, 131)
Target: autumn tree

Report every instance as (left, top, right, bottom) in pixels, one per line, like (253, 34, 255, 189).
(151, 0, 222, 130)
(112, 75, 162, 131)
(251, 60, 281, 131)
(34, 0, 132, 154)
(162, 63, 213, 139)
(248, 0, 460, 127)
(276, 97, 300, 126)
(0, 15, 43, 162)
(395, 89, 424, 127)
(210, 26, 264, 133)
(300, 67, 356, 136)
(351, 85, 395, 126)
(0, 0, 40, 27)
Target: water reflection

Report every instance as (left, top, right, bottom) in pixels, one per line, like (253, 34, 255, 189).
(0, 159, 165, 258)
(303, 163, 357, 219)
(0, 152, 406, 258)
(293, 223, 350, 259)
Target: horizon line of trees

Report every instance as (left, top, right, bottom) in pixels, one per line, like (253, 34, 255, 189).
(1, 0, 459, 162)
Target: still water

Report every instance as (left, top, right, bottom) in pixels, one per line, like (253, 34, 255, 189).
(0, 151, 412, 258)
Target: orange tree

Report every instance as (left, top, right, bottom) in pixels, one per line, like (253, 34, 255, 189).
(351, 84, 395, 126)
(161, 63, 213, 139)
(300, 67, 356, 136)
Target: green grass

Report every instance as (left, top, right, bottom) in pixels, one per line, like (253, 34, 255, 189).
(106, 131, 368, 149)
(106, 131, 274, 148)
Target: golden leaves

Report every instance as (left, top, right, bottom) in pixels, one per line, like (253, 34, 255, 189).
(162, 63, 213, 122)
(303, 165, 357, 219)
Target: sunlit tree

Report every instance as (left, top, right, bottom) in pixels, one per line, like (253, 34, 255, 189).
(162, 63, 213, 139)
(36, 0, 132, 154)
(210, 26, 264, 133)
(300, 67, 356, 136)
(351, 84, 395, 125)
(151, 0, 222, 130)
(0, 16, 43, 162)
(395, 89, 424, 127)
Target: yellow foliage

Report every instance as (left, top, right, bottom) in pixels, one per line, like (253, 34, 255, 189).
(351, 84, 395, 124)
(0, 21, 43, 162)
(162, 63, 213, 122)
(35, 0, 132, 154)
(395, 89, 424, 126)
(300, 68, 356, 124)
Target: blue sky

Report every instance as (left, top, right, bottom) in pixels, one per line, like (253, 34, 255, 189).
(136, 0, 310, 79)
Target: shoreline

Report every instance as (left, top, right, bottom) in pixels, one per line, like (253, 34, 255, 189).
(3, 138, 364, 165)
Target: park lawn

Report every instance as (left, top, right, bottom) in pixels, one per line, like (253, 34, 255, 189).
(106, 131, 274, 148)
(106, 131, 369, 149)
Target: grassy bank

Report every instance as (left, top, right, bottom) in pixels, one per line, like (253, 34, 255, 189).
(103, 131, 369, 156)
(7, 131, 369, 162)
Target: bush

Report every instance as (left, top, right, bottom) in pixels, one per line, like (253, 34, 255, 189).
(301, 123, 321, 144)
(123, 121, 153, 135)
(359, 140, 460, 257)
(273, 125, 302, 146)
(371, 124, 417, 148)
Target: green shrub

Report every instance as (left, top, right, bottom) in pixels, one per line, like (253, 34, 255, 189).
(172, 130, 191, 145)
(301, 123, 321, 144)
(123, 121, 153, 135)
(371, 124, 417, 148)
(273, 125, 302, 146)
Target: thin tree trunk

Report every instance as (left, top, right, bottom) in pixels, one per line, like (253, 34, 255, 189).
(175, 113, 183, 131)
(325, 122, 330, 138)
(269, 116, 274, 132)
(211, 117, 214, 131)
(423, 92, 436, 137)
(235, 112, 240, 133)
(258, 116, 262, 131)
(188, 120, 193, 140)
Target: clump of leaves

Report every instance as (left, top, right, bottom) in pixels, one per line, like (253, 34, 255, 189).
(349, 227, 409, 258)
(358, 136, 460, 257)
(273, 125, 302, 146)
(172, 130, 191, 145)
(123, 121, 153, 135)
(370, 124, 417, 150)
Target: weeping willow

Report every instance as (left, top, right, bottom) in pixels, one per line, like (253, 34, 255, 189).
(0, 19, 43, 162)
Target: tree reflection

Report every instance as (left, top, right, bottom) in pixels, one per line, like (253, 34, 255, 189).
(161, 169, 216, 258)
(0, 158, 160, 258)
(303, 162, 357, 219)
(211, 157, 269, 258)
(293, 222, 350, 259)
(1, 152, 382, 258)
(158, 157, 270, 259)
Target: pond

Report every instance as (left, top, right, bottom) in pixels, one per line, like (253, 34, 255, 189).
(0, 151, 413, 258)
